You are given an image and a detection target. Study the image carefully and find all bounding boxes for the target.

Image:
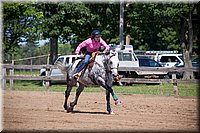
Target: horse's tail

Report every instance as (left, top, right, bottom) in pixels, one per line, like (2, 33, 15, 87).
(55, 61, 71, 76)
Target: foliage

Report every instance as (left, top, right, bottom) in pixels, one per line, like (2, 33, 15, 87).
(3, 2, 200, 66)
(124, 3, 199, 52)
(85, 3, 120, 44)
(58, 42, 73, 55)
(34, 2, 93, 63)
(3, 3, 43, 62)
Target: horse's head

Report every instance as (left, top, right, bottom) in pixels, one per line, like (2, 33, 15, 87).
(102, 52, 121, 81)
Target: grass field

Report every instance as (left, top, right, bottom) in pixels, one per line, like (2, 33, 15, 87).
(4, 80, 199, 97)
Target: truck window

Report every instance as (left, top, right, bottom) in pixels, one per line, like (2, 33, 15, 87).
(160, 56, 178, 62)
(118, 52, 132, 61)
(55, 57, 64, 64)
(123, 53, 132, 61)
(118, 52, 123, 61)
(72, 57, 76, 63)
(65, 57, 69, 64)
(149, 60, 160, 67)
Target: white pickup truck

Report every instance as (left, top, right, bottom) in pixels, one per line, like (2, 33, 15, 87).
(40, 55, 79, 86)
(110, 45, 168, 84)
(154, 54, 184, 67)
(110, 45, 139, 68)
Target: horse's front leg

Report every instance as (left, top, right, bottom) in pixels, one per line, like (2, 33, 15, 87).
(101, 79, 120, 104)
(96, 77, 121, 113)
(106, 84, 121, 106)
(69, 83, 85, 111)
(106, 90, 113, 114)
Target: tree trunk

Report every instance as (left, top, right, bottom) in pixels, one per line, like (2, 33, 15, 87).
(195, 2, 200, 55)
(49, 37, 58, 65)
(181, 8, 194, 79)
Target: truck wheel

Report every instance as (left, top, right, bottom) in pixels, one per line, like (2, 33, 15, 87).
(42, 80, 51, 87)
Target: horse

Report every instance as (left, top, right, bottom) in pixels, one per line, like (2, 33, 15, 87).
(56, 52, 121, 114)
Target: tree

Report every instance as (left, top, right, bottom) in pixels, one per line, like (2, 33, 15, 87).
(85, 3, 120, 44)
(3, 3, 43, 63)
(160, 3, 198, 79)
(124, 3, 180, 51)
(35, 2, 91, 64)
(125, 3, 199, 79)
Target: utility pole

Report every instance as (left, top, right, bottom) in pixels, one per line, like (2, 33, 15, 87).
(119, 0, 124, 50)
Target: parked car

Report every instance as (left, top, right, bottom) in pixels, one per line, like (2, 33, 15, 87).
(137, 57, 168, 79)
(154, 54, 184, 67)
(172, 56, 200, 79)
(192, 56, 200, 67)
(192, 56, 200, 79)
(117, 56, 169, 86)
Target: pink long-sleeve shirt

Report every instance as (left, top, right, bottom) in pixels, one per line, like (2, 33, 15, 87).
(75, 38, 110, 54)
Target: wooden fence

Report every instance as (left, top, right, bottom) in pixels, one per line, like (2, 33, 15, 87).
(1, 64, 199, 96)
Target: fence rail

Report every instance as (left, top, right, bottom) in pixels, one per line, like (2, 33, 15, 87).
(3, 64, 199, 72)
(2, 64, 56, 69)
(118, 67, 199, 72)
(1, 64, 199, 96)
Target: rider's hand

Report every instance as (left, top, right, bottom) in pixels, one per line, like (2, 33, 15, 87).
(75, 54, 79, 59)
(96, 51, 101, 55)
(103, 49, 109, 54)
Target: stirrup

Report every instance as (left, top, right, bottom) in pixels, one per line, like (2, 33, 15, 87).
(73, 72, 81, 79)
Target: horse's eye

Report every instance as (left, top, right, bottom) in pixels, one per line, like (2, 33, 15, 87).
(110, 61, 113, 65)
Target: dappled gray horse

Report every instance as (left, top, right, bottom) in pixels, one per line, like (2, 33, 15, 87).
(57, 52, 121, 114)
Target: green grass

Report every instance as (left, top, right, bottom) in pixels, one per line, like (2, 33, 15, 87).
(5, 80, 199, 97)
(14, 70, 39, 75)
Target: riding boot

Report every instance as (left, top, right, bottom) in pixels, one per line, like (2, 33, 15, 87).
(73, 53, 91, 79)
(73, 62, 87, 79)
(73, 72, 82, 79)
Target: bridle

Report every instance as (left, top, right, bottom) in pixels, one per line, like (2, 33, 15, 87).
(103, 54, 121, 81)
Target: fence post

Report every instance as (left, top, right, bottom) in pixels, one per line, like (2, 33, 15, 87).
(9, 68, 14, 90)
(45, 66, 51, 90)
(172, 73, 178, 96)
(2, 68, 7, 89)
(30, 59, 33, 73)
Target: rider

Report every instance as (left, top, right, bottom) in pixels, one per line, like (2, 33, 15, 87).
(73, 30, 110, 78)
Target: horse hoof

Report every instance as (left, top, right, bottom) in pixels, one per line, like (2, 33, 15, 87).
(67, 106, 74, 112)
(108, 110, 114, 115)
(63, 105, 73, 112)
(63, 105, 68, 110)
(115, 100, 121, 106)
(107, 109, 114, 114)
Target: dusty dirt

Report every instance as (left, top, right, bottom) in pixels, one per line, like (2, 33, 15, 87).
(3, 90, 199, 132)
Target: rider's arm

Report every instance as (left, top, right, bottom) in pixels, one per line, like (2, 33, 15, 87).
(100, 38, 110, 53)
(75, 39, 89, 54)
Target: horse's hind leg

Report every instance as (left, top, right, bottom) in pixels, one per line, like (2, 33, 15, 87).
(63, 80, 76, 112)
(69, 82, 84, 110)
(63, 85, 72, 111)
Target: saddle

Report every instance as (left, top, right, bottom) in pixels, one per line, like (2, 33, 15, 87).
(73, 52, 99, 79)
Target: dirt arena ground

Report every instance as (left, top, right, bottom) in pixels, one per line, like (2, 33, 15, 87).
(3, 90, 199, 132)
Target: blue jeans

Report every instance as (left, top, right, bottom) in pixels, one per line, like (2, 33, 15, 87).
(75, 52, 92, 73)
